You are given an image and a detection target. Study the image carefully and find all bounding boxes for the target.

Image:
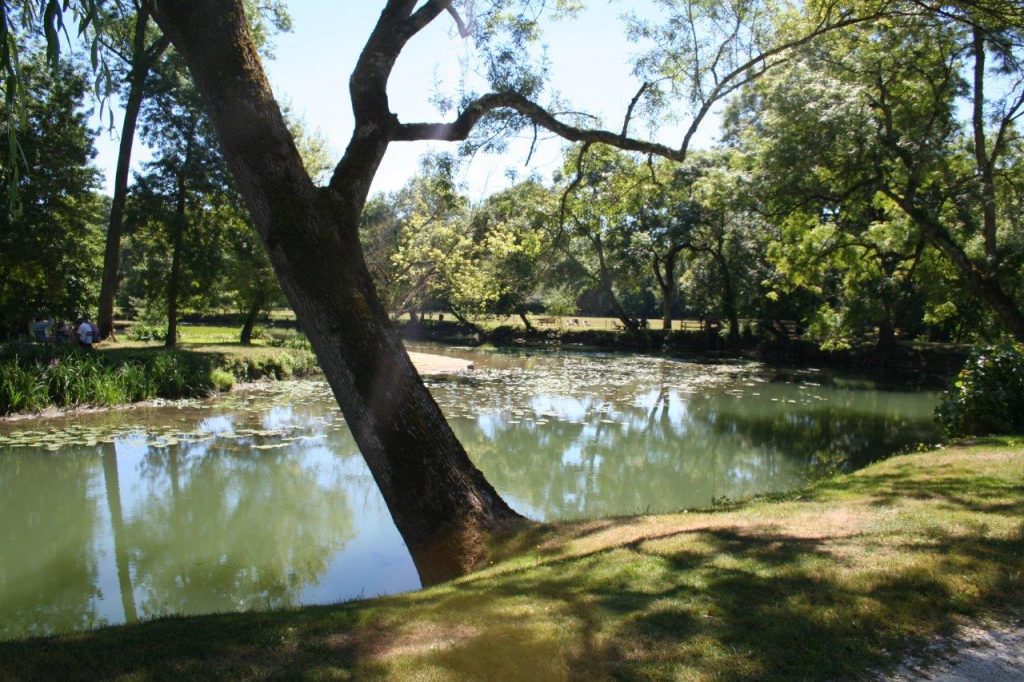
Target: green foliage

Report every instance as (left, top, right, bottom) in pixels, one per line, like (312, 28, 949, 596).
(126, 322, 166, 342)
(216, 349, 317, 381)
(0, 55, 105, 338)
(937, 343, 1024, 436)
(0, 342, 320, 414)
(0, 345, 210, 413)
(209, 368, 235, 392)
(260, 328, 312, 351)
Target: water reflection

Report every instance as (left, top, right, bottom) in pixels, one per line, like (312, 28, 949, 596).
(125, 437, 355, 618)
(0, 446, 104, 638)
(0, 347, 940, 639)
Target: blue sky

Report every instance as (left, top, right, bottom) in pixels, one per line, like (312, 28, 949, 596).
(92, 2, 719, 202)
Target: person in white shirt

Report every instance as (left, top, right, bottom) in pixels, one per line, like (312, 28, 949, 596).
(76, 318, 96, 349)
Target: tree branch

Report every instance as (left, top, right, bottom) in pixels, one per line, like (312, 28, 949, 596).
(395, 92, 689, 161)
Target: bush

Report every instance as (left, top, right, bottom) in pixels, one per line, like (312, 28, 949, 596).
(218, 349, 318, 381)
(937, 342, 1024, 437)
(261, 328, 313, 351)
(210, 368, 236, 392)
(126, 322, 166, 342)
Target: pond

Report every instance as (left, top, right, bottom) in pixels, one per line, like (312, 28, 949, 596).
(0, 345, 941, 639)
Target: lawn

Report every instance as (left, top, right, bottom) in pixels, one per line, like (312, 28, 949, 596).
(1, 438, 1021, 680)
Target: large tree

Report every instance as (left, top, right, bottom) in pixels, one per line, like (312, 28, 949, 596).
(144, 0, 920, 583)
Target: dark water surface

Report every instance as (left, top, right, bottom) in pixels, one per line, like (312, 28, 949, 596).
(0, 345, 940, 639)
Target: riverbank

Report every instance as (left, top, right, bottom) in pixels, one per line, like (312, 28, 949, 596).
(0, 342, 476, 418)
(0, 342, 319, 416)
(1, 437, 1020, 680)
(398, 319, 970, 383)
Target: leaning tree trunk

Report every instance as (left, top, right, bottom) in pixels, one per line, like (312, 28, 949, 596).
(593, 237, 640, 332)
(153, 1, 523, 585)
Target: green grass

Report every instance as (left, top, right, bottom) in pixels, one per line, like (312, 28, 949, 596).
(0, 340, 319, 415)
(1, 439, 1021, 680)
(176, 324, 247, 344)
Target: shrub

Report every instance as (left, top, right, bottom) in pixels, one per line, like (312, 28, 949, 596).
(126, 322, 166, 342)
(262, 328, 313, 351)
(937, 342, 1024, 437)
(210, 368, 235, 392)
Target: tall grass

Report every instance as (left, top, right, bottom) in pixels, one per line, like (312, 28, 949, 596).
(0, 345, 219, 415)
(0, 343, 320, 415)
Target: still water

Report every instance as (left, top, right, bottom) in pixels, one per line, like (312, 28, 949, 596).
(0, 345, 940, 639)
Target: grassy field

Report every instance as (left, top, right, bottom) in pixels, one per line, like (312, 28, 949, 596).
(1, 438, 1020, 680)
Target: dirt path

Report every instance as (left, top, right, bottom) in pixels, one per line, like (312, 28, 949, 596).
(407, 351, 473, 375)
(886, 619, 1024, 681)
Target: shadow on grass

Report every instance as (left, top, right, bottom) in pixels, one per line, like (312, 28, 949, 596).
(812, 466, 1024, 516)
(0, 454, 1022, 681)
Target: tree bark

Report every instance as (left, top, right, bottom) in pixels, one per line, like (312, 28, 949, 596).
(239, 296, 263, 345)
(876, 313, 896, 352)
(153, 0, 523, 584)
(165, 221, 183, 349)
(712, 249, 740, 345)
(971, 27, 999, 273)
(518, 311, 534, 332)
(97, 10, 170, 340)
(652, 251, 678, 332)
(165, 175, 187, 349)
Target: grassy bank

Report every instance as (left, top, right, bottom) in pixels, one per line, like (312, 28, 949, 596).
(1, 439, 1021, 680)
(0, 342, 318, 415)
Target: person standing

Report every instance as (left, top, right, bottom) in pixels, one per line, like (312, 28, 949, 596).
(32, 316, 51, 342)
(76, 317, 97, 349)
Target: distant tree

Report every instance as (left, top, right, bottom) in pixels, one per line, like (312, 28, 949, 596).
(470, 179, 557, 329)
(95, 3, 171, 340)
(95, 0, 290, 338)
(130, 55, 230, 347)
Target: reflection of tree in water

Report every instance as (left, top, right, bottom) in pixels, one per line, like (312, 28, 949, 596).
(0, 447, 103, 638)
(125, 437, 355, 618)
(454, 369, 938, 519)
